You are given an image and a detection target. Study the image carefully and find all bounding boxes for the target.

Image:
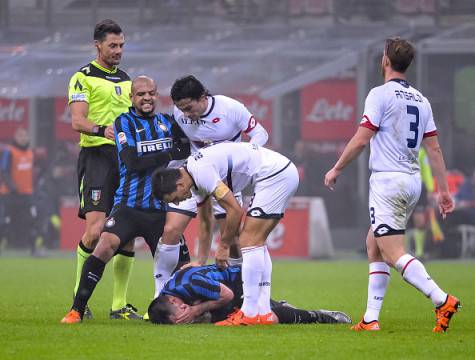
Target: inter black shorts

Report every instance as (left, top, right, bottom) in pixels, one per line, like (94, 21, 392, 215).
(103, 205, 166, 255)
(77, 145, 119, 219)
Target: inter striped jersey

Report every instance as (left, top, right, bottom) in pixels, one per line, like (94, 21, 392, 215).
(113, 107, 179, 210)
(161, 265, 241, 305)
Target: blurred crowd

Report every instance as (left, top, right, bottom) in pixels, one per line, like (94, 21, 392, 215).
(135, 0, 469, 25)
(0, 128, 77, 256)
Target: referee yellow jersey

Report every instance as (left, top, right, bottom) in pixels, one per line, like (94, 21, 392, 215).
(68, 60, 131, 147)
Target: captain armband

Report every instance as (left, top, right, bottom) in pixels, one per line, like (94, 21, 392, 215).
(213, 181, 230, 200)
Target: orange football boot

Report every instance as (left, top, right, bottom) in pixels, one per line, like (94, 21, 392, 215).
(215, 310, 259, 326)
(258, 312, 276, 325)
(61, 310, 82, 324)
(350, 319, 380, 331)
(433, 294, 460, 333)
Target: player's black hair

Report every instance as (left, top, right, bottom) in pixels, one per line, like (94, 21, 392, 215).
(148, 295, 175, 324)
(151, 168, 182, 201)
(170, 75, 209, 102)
(94, 19, 123, 42)
(384, 37, 414, 73)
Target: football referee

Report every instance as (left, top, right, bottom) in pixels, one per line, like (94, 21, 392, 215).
(67, 19, 140, 319)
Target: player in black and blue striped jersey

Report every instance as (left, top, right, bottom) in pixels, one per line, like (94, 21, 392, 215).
(62, 76, 190, 323)
(113, 100, 180, 210)
(162, 265, 242, 308)
(148, 265, 352, 325)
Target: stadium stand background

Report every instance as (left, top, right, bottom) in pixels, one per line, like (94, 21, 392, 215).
(1, 0, 474, 258)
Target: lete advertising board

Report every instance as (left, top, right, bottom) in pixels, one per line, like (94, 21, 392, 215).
(300, 79, 356, 141)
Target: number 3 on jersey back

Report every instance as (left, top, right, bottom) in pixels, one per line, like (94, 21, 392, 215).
(406, 105, 419, 149)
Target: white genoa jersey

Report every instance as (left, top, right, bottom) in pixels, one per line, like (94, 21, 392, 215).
(173, 95, 257, 153)
(185, 142, 291, 204)
(360, 79, 437, 174)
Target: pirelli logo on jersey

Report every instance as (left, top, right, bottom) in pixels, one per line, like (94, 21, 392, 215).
(137, 138, 173, 153)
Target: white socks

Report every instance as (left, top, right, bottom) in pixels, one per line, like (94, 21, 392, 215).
(363, 262, 390, 323)
(258, 246, 272, 316)
(395, 254, 447, 307)
(153, 241, 180, 298)
(241, 245, 268, 317)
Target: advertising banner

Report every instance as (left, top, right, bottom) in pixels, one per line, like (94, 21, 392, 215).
(0, 98, 29, 140)
(55, 97, 79, 141)
(300, 79, 356, 141)
(232, 94, 273, 143)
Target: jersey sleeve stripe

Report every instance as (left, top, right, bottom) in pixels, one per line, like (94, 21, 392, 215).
(423, 130, 438, 138)
(244, 116, 257, 133)
(359, 115, 379, 131)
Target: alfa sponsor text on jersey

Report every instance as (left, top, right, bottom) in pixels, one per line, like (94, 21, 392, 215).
(173, 95, 257, 153)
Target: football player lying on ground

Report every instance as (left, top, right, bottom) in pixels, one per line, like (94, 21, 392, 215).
(147, 264, 352, 325)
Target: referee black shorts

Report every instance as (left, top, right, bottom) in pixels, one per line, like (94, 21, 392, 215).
(103, 205, 167, 255)
(77, 144, 119, 219)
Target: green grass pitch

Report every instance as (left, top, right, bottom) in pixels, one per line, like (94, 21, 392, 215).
(0, 257, 473, 359)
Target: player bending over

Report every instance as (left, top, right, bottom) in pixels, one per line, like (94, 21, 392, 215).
(152, 142, 298, 325)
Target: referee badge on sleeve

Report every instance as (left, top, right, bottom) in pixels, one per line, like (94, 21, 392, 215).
(91, 189, 101, 205)
(115, 86, 122, 95)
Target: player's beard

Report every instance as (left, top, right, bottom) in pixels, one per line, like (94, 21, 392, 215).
(137, 103, 155, 117)
(100, 52, 121, 68)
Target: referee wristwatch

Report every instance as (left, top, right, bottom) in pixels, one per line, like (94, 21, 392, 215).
(92, 125, 107, 137)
